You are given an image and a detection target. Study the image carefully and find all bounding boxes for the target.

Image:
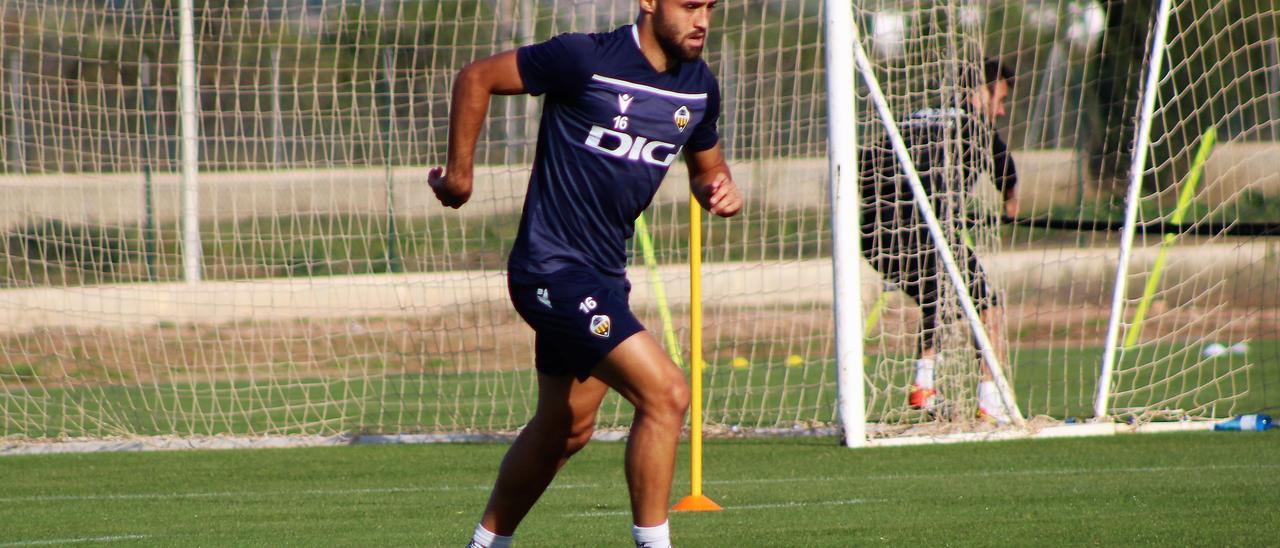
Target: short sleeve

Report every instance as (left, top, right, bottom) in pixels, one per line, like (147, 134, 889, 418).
(517, 33, 595, 97)
(686, 79, 720, 152)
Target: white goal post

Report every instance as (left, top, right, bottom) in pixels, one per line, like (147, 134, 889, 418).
(1094, 0, 1174, 420)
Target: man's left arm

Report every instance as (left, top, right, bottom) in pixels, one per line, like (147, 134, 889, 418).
(686, 144, 742, 218)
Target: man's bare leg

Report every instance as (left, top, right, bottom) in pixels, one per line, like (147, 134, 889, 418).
(977, 305, 1014, 422)
(911, 308, 940, 409)
(920, 306, 1009, 381)
(914, 305, 1008, 405)
(478, 373, 609, 536)
(592, 330, 690, 527)
(978, 305, 1009, 382)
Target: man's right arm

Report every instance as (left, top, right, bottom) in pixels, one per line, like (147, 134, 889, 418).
(991, 131, 1018, 218)
(428, 51, 525, 209)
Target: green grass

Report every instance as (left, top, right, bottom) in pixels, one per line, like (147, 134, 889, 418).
(0, 206, 828, 287)
(0, 432, 1277, 546)
(1044, 189, 1280, 227)
(10, 204, 1270, 289)
(6, 340, 1278, 438)
(5, 203, 1273, 287)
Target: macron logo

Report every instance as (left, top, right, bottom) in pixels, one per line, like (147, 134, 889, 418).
(618, 93, 634, 113)
(584, 125, 681, 167)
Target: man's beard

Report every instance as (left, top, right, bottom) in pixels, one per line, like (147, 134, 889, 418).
(653, 15, 702, 62)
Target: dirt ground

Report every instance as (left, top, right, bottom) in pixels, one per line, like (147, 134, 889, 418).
(4, 301, 1276, 389)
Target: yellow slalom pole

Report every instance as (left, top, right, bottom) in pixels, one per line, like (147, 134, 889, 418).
(673, 195, 722, 512)
(863, 285, 892, 339)
(635, 213, 684, 368)
(1125, 126, 1216, 348)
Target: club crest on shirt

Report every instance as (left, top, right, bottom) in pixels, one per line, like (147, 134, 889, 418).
(618, 93, 634, 113)
(590, 314, 611, 338)
(536, 288, 551, 308)
(674, 105, 690, 132)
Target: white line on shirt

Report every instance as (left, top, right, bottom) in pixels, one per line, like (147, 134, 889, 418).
(590, 74, 708, 101)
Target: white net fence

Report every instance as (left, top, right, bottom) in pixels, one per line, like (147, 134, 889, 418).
(0, 0, 1276, 442)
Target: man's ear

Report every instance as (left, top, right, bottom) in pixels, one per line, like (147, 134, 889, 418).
(970, 86, 990, 114)
(638, 0, 658, 16)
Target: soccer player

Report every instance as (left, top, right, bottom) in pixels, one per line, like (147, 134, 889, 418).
(426, 1, 740, 546)
(860, 58, 1018, 424)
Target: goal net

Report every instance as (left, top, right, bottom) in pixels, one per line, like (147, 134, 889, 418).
(0, 0, 1276, 445)
(0, 0, 832, 441)
(854, 0, 1279, 439)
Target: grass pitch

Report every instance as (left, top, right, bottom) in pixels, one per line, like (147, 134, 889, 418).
(6, 339, 1277, 438)
(0, 432, 1276, 546)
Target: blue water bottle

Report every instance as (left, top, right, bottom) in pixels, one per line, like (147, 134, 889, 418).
(1213, 414, 1273, 431)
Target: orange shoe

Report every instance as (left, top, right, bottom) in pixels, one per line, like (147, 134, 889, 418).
(977, 403, 1012, 426)
(908, 385, 937, 409)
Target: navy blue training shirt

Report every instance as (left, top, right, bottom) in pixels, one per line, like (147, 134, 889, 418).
(508, 24, 721, 280)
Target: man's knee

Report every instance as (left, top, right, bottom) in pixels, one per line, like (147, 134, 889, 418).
(524, 413, 594, 460)
(670, 378, 691, 416)
(642, 374, 690, 423)
(564, 420, 595, 457)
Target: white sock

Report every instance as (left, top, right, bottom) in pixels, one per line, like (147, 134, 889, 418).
(914, 358, 935, 389)
(633, 521, 672, 548)
(977, 380, 999, 408)
(469, 524, 512, 548)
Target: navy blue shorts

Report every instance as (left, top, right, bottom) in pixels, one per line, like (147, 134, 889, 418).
(508, 268, 645, 380)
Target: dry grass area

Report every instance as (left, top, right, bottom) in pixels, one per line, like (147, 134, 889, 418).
(3, 300, 1276, 390)
(0, 304, 532, 388)
(0, 305, 832, 389)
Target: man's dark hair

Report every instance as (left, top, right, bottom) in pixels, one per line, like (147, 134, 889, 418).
(983, 57, 1014, 87)
(960, 57, 1015, 90)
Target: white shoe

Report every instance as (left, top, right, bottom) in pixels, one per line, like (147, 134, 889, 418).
(977, 401, 1012, 425)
